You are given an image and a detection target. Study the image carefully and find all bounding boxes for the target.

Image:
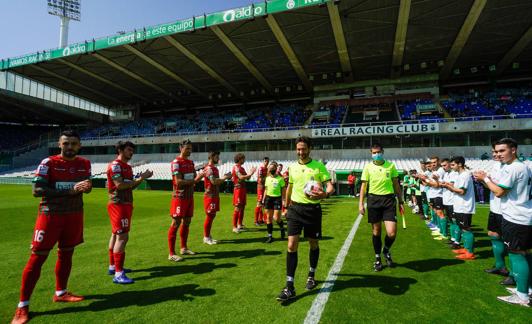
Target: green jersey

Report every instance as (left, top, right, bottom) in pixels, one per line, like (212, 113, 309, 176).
(289, 159, 331, 204)
(265, 175, 285, 197)
(361, 160, 398, 195)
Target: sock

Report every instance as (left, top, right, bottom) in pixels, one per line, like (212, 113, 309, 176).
(450, 221, 457, 241)
(278, 220, 284, 230)
(20, 253, 49, 302)
(440, 217, 448, 237)
(267, 223, 273, 235)
(108, 248, 115, 267)
(462, 230, 474, 253)
(509, 252, 530, 298)
(286, 251, 298, 287)
(372, 235, 382, 255)
(238, 210, 244, 226)
(168, 226, 178, 255)
(232, 210, 239, 228)
(422, 203, 429, 217)
(309, 248, 319, 277)
(430, 210, 437, 225)
(383, 236, 395, 254)
(254, 206, 260, 223)
(113, 252, 125, 273)
(55, 290, 66, 296)
(526, 254, 532, 292)
(55, 249, 73, 292)
(453, 223, 462, 243)
(180, 224, 190, 249)
(203, 214, 215, 238)
(490, 236, 507, 270)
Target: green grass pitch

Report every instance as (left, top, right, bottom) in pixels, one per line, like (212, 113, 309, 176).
(0, 184, 529, 323)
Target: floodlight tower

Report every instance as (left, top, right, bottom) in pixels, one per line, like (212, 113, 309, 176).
(47, 0, 81, 48)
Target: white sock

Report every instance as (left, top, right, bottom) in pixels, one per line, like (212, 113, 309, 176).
(109, 265, 115, 270)
(286, 276, 294, 282)
(115, 271, 123, 278)
(55, 290, 66, 297)
(18, 301, 29, 308)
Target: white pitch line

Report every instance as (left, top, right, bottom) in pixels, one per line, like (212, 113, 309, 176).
(303, 213, 363, 324)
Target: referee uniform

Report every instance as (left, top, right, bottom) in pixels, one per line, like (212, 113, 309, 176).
(360, 159, 401, 271)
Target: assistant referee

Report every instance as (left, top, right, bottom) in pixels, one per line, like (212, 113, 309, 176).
(276, 136, 334, 302)
(358, 143, 404, 272)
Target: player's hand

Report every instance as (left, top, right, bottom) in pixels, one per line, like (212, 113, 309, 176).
(197, 170, 205, 178)
(73, 180, 92, 193)
(472, 170, 486, 181)
(140, 169, 153, 179)
(399, 203, 405, 215)
(432, 174, 439, 180)
(250, 167, 257, 174)
(308, 189, 325, 200)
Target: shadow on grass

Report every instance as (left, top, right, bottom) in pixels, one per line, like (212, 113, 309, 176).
(133, 262, 237, 281)
(280, 273, 417, 306)
(191, 249, 283, 261)
(31, 284, 215, 318)
(396, 258, 464, 272)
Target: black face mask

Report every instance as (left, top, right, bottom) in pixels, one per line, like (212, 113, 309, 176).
(270, 169, 276, 175)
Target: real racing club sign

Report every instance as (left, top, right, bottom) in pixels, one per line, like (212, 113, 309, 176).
(312, 123, 440, 138)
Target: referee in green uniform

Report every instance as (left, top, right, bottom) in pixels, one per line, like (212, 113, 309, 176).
(276, 136, 334, 302)
(358, 143, 404, 272)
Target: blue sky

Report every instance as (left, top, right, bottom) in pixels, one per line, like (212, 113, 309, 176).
(0, 0, 254, 59)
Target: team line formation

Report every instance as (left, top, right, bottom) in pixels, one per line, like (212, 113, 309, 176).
(9, 131, 532, 323)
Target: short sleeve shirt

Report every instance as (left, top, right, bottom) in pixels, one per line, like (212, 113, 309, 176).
(442, 170, 457, 205)
(428, 167, 445, 198)
(107, 159, 133, 204)
(453, 170, 475, 214)
(203, 164, 220, 198)
(265, 175, 285, 197)
(497, 160, 532, 225)
(257, 166, 267, 189)
(488, 162, 502, 214)
(171, 157, 196, 200)
(361, 160, 398, 195)
(288, 159, 331, 204)
(232, 164, 247, 189)
(33, 155, 91, 214)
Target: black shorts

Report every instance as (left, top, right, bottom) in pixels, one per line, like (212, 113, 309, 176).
(443, 205, 454, 219)
(264, 196, 282, 211)
(421, 192, 428, 204)
(455, 213, 472, 229)
(429, 197, 443, 210)
(501, 218, 532, 251)
(367, 194, 397, 224)
(287, 203, 322, 239)
(487, 211, 503, 235)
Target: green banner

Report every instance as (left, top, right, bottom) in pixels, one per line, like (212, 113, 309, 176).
(1, 0, 329, 70)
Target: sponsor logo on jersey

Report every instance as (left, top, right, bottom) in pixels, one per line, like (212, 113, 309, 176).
(37, 164, 49, 175)
(112, 164, 121, 173)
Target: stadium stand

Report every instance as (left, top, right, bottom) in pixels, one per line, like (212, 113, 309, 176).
(310, 104, 348, 126)
(0, 125, 55, 151)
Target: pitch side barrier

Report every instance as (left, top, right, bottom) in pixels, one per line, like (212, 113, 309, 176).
(0, 0, 331, 70)
(78, 114, 532, 143)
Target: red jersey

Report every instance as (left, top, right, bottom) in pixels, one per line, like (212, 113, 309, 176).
(347, 174, 356, 185)
(204, 164, 220, 198)
(171, 156, 196, 200)
(107, 159, 133, 204)
(257, 165, 267, 189)
(33, 155, 91, 214)
(232, 164, 247, 189)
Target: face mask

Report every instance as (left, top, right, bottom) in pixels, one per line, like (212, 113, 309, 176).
(372, 153, 384, 161)
(270, 169, 276, 175)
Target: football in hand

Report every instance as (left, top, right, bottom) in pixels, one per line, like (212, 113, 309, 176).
(304, 180, 323, 197)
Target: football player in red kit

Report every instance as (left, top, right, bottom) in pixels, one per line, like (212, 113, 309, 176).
(106, 141, 153, 284)
(11, 131, 92, 324)
(203, 151, 231, 245)
(232, 153, 256, 233)
(168, 140, 204, 262)
(255, 157, 269, 226)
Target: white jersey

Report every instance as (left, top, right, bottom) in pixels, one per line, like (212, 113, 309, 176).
(497, 160, 532, 226)
(427, 167, 444, 198)
(423, 170, 431, 194)
(453, 170, 476, 214)
(442, 170, 457, 206)
(488, 162, 502, 215)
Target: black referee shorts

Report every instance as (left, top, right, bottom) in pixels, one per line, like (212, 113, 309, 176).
(367, 194, 397, 224)
(286, 202, 322, 239)
(264, 196, 282, 211)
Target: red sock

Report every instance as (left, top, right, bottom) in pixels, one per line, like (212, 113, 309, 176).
(204, 214, 215, 237)
(232, 210, 239, 228)
(113, 252, 125, 273)
(55, 249, 73, 291)
(20, 253, 48, 302)
(108, 248, 114, 266)
(238, 209, 244, 226)
(168, 226, 178, 255)
(180, 224, 190, 249)
(254, 206, 260, 223)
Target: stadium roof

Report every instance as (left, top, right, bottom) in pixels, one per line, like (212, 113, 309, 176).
(1, 0, 532, 115)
